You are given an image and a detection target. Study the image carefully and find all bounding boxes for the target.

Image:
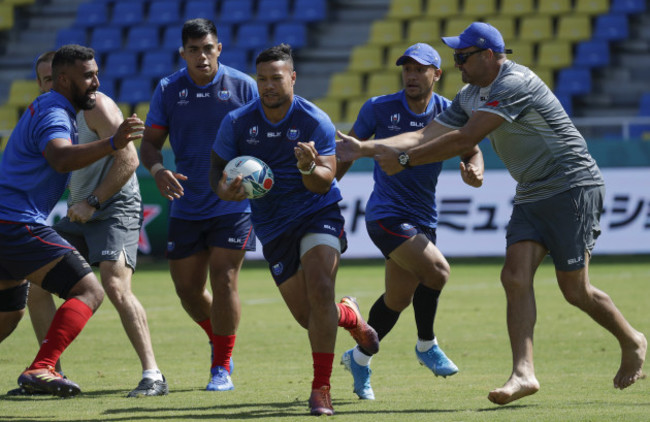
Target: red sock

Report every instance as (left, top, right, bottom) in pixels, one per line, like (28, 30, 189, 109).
(312, 352, 334, 390)
(29, 298, 93, 370)
(336, 302, 357, 329)
(197, 318, 213, 341)
(212, 335, 235, 372)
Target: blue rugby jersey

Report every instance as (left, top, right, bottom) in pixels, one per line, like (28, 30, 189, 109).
(353, 90, 450, 227)
(146, 64, 258, 220)
(213, 95, 342, 244)
(0, 91, 77, 224)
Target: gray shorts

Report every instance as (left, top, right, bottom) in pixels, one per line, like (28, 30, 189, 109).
(506, 185, 604, 271)
(54, 215, 142, 271)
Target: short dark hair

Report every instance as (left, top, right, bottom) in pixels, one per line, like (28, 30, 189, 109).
(35, 51, 56, 76)
(52, 44, 95, 78)
(256, 43, 294, 70)
(182, 18, 218, 46)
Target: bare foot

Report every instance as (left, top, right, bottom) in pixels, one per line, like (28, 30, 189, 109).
(614, 332, 647, 390)
(488, 374, 540, 405)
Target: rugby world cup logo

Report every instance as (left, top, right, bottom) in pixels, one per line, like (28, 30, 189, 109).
(388, 113, 401, 130)
(246, 126, 259, 145)
(250, 126, 259, 137)
(179, 89, 188, 99)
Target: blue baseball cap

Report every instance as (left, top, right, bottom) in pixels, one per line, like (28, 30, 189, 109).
(441, 22, 511, 54)
(395, 43, 442, 68)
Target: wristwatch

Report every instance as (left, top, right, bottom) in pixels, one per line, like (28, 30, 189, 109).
(86, 194, 101, 210)
(398, 151, 411, 168)
(298, 161, 316, 175)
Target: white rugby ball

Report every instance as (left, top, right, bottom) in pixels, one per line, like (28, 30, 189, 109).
(224, 155, 274, 199)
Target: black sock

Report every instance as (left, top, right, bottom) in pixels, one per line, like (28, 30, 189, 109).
(412, 284, 441, 341)
(359, 294, 400, 356)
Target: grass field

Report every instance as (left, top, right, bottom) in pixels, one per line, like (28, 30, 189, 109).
(1, 255, 648, 421)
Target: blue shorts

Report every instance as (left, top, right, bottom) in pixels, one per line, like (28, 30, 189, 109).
(506, 185, 604, 271)
(263, 203, 347, 286)
(0, 220, 75, 280)
(366, 218, 437, 259)
(166, 213, 256, 260)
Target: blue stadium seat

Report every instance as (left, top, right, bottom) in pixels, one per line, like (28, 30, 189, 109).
(55, 28, 87, 48)
(90, 26, 123, 54)
(140, 51, 177, 78)
(292, 0, 327, 22)
(574, 40, 610, 68)
(118, 76, 153, 105)
(611, 0, 646, 13)
(274, 22, 307, 49)
(183, 0, 217, 21)
(147, 0, 182, 26)
(236, 22, 270, 51)
(97, 76, 117, 100)
(102, 51, 138, 79)
(124, 26, 160, 52)
(219, 49, 249, 72)
(256, 0, 290, 23)
(110, 1, 145, 27)
(161, 24, 183, 51)
(555, 92, 573, 116)
(219, 0, 253, 25)
(75, 2, 108, 28)
(555, 68, 592, 96)
(216, 23, 234, 47)
(593, 13, 629, 41)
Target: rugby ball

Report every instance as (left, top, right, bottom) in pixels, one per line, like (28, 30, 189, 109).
(224, 156, 274, 199)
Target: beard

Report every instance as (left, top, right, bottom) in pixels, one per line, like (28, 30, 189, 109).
(70, 80, 96, 110)
(261, 92, 290, 109)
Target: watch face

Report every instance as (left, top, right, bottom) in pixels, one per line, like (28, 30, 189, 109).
(87, 195, 100, 209)
(399, 152, 409, 166)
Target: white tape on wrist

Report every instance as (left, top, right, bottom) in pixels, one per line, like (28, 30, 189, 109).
(149, 163, 165, 178)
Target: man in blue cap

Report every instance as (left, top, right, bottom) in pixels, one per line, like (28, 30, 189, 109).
(337, 22, 646, 405)
(336, 42, 484, 400)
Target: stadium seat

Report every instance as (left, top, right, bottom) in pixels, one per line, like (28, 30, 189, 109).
(274, 22, 308, 49)
(90, 26, 123, 54)
(161, 24, 183, 51)
(518, 16, 553, 42)
(462, 0, 497, 17)
(348, 45, 384, 73)
(611, 0, 646, 14)
(125, 26, 160, 52)
(386, 0, 421, 20)
(406, 18, 442, 45)
(140, 51, 176, 78)
(593, 13, 629, 41)
(440, 71, 464, 100)
(219, 49, 249, 71)
(366, 71, 401, 97)
(98, 77, 117, 100)
(344, 97, 367, 123)
(574, 0, 609, 15)
(499, 0, 534, 16)
(235, 22, 270, 51)
(0, 105, 18, 137)
(556, 15, 592, 42)
(387, 42, 414, 66)
(444, 18, 475, 38)
(555, 67, 592, 95)
(484, 16, 516, 42)
(506, 41, 534, 66)
(424, 0, 458, 18)
(555, 92, 573, 115)
(256, 0, 290, 23)
(183, 0, 216, 21)
(134, 101, 150, 121)
(7, 80, 40, 108)
(637, 92, 650, 116)
(75, 2, 108, 28)
(110, 1, 145, 27)
(102, 51, 138, 79)
(368, 20, 404, 47)
(534, 68, 554, 90)
(537, 0, 572, 16)
(215, 24, 234, 47)
(219, 0, 253, 25)
(55, 27, 87, 48)
(147, 0, 182, 26)
(327, 72, 363, 99)
(0, 4, 13, 31)
(116, 102, 133, 120)
(118, 76, 153, 105)
(292, 0, 327, 22)
(536, 41, 572, 69)
(574, 40, 610, 68)
(313, 98, 343, 123)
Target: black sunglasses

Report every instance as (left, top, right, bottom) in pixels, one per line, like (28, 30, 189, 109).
(453, 49, 486, 65)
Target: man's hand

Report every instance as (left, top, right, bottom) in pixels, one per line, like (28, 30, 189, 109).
(460, 161, 483, 187)
(152, 168, 188, 200)
(375, 144, 404, 176)
(217, 171, 247, 202)
(336, 130, 363, 163)
(112, 114, 144, 149)
(295, 141, 317, 172)
(67, 202, 95, 223)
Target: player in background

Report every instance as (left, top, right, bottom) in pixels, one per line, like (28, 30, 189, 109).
(140, 18, 258, 391)
(337, 22, 647, 405)
(0, 44, 143, 396)
(336, 43, 484, 400)
(210, 44, 379, 416)
(7, 51, 168, 397)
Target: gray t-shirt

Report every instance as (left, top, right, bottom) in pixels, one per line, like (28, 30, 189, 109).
(436, 60, 603, 203)
(67, 108, 142, 220)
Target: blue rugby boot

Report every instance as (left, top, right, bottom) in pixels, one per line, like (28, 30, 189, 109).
(415, 344, 459, 378)
(340, 348, 375, 400)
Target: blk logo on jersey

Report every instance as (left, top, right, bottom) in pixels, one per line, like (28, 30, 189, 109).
(196, 92, 210, 98)
(410, 121, 425, 128)
(287, 127, 300, 141)
(218, 90, 231, 101)
(267, 131, 282, 138)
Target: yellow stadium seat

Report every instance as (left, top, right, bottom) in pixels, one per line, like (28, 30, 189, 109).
(327, 72, 364, 99)
(386, 0, 422, 20)
(368, 20, 404, 47)
(440, 71, 465, 100)
(557, 15, 592, 42)
(116, 102, 132, 120)
(484, 16, 516, 42)
(366, 71, 401, 97)
(462, 0, 497, 18)
(7, 80, 40, 108)
(575, 0, 609, 15)
(313, 98, 343, 123)
(0, 105, 18, 148)
(348, 45, 384, 73)
(518, 16, 553, 42)
(537, 0, 572, 16)
(134, 101, 150, 121)
(499, 0, 534, 16)
(444, 18, 474, 38)
(388, 42, 415, 67)
(344, 97, 367, 123)
(536, 41, 572, 70)
(432, 41, 455, 70)
(0, 3, 14, 30)
(424, 0, 458, 19)
(2, 0, 36, 5)
(506, 41, 534, 67)
(532, 67, 555, 90)
(406, 18, 442, 45)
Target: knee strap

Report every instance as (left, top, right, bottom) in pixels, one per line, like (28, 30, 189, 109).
(0, 282, 29, 312)
(41, 250, 93, 299)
